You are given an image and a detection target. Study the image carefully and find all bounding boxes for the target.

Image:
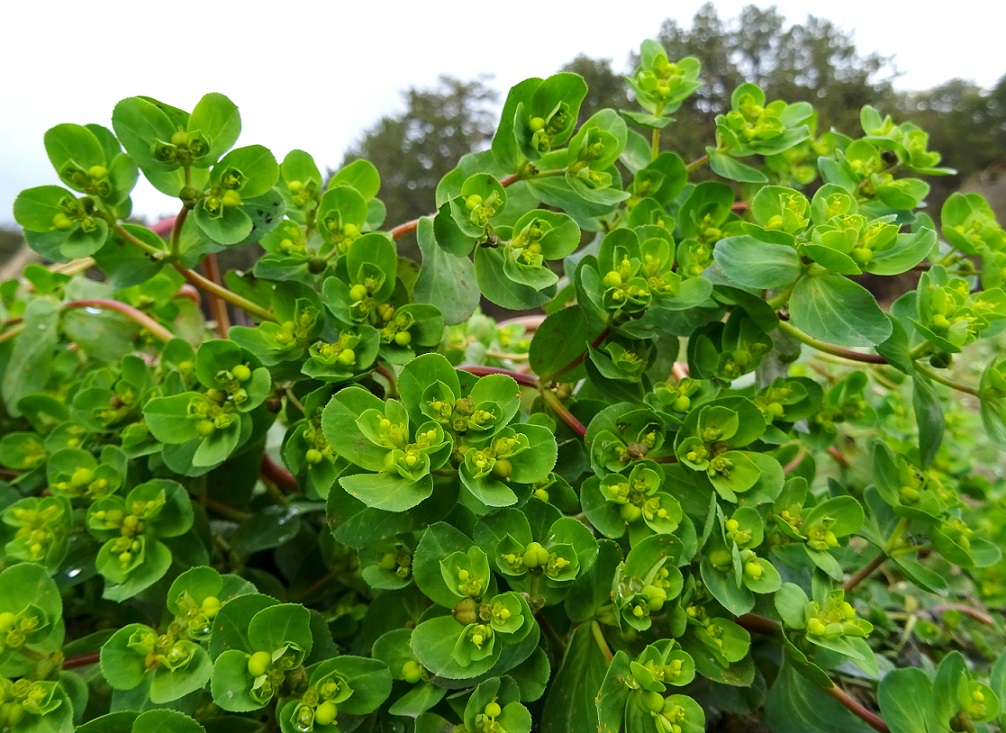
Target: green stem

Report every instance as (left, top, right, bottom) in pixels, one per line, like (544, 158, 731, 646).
(685, 154, 709, 172)
(777, 320, 886, 364)
(204, 496, 252, 523)
(539, 388, 587, 437)
(913, 362, 980, 397)
(536, 613, 567, 657)
(173, 263, 276, 322)
(49, 258, 96, 276)
(590, 621, 614, 662)
(112, 223, 166, 258)
(651, 128, 660, 160)
(907, 341, 932, 360)
(884, 517, 911, 553)
(767, 280, 798, 310)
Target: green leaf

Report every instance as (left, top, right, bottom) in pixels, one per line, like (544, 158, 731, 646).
(112, 96, 177, 170)
(765, 661, 875, 733)
(878, 668, 937, 733)
(191, 202, 253, 245)
(248, 603, 313, 658)
(530, 306, 599, 382)
(912, 373, 945, 469)
(340, 472, 434, 512)
(212, 145, 279, 199)
(330, 159, 381, 200)
(415, 217, 480, 325)
(413, 522, 477, 609)
(2, 299, 59, 416)
(714, 236, 801, 289)
(708, 148, 768, 183)
(789, 274, 892, 347)
(475, 247, 556, 310)
(189, 93, 241, 163)
(211, 648, 265, 712)
(542, 625, 606, 733)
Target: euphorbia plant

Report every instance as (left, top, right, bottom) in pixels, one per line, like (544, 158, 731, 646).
(4, 37, 1006, 733)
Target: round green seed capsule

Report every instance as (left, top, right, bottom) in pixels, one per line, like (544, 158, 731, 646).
(402, 660, 424, 684)
(394, 330, 412, 347)
(247, 651, 271, 677)
(314, 701, 338, 726)
(349, 284, 368, 301)
(529, 117, 545, 132)
(484, 701, 502, 718)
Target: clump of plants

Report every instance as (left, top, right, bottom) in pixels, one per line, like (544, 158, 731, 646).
(3, 38, 1006, 733)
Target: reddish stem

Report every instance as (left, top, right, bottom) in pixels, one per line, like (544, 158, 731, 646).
(459, 365, 539, 389)
(827, 683, 889, 733)
(390, 219, 419, 240)
(62, 652, 100, 670)
(150, 216, 176, 236)
(173, 284, 202, 306)
(63, 299, 174, 343)
(843, 552, 886, 592)
(261, 455, 298, 493)
(389, 173, 522, 241)
(735, 613, 781, 636)
(497, 315, 546, 331)
(541, 328, 608, 382)
(930, 604, 995, 626)
(783, 447, 807, 474)
(827, 446, 852, 467)
(201, 253, 230, 338)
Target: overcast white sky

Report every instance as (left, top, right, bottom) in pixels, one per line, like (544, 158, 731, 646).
(2, 0, 1003, 227)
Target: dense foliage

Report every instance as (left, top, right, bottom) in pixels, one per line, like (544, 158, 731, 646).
(3, 37, 1006, 733)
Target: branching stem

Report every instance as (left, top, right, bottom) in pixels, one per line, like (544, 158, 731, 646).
(777, 320, 886, 364)
(173, 263, 276, 322)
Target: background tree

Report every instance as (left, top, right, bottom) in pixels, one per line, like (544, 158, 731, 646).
(560, 55, 634, 124)
(896, 75, 1006, 216)
(341, 76, 499, 232)
(655, 3, 896, 160)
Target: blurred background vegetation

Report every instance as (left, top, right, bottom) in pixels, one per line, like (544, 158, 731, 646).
(3, 3, 1005, 282)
